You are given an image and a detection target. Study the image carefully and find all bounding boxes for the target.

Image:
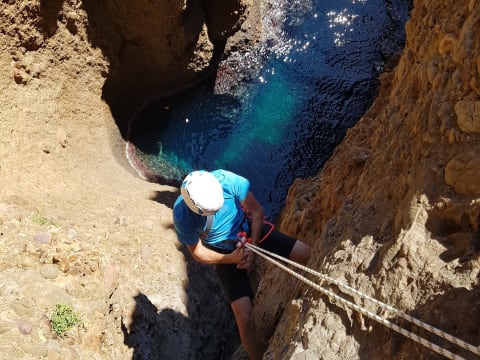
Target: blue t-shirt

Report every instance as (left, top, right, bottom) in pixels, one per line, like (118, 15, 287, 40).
(173, 169, 250, 250)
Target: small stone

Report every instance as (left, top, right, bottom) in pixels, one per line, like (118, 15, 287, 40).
(33, 232, 51, 244)
(438, 33, 458, 54)
(103, 263, 118, 298)
(352, 147, 369, 166)
(16, 319, 33, 335)
(39, 142, 51, 154)
(30, 62, 43, 78)
(89, 260, 99, 273)
(13, 69, 26, 84)
(40, 264, 59, 280)
(67, 229, 79, 239)
(115, 216, 128, 226)
(53, 255, 70, 273)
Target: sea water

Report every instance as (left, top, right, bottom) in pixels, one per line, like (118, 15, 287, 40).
(130, 0, 411, 220)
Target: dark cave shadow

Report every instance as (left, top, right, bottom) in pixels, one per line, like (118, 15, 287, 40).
(128, 75, 236, 155)
(425, 212, 480, 264)
(80, 0, 229, 140)
(39, 0, 64, 37)
(148, 190, 180, 210)
(122, 245, 239, 359)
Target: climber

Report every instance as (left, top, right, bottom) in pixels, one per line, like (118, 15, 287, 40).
(173, 169, 311, 360)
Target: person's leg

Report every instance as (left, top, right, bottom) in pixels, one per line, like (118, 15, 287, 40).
(290, 240, 311, 265)
(215, 264, 263, 358)
(231, 296, 264, 360)
(259, 227, 311, 265)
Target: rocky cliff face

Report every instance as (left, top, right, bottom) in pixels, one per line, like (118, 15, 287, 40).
(0, 0, 478, 359)
(270, 0, 480, 358)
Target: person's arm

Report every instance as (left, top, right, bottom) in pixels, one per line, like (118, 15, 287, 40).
(241, 191, 264, 245)
(187, 240, 245, 265)
(233, 191, 265, 270)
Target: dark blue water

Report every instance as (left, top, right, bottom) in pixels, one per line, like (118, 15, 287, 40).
(130, 0, 411, 221)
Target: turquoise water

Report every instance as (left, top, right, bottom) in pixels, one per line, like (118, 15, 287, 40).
(130, 0, 411, 220)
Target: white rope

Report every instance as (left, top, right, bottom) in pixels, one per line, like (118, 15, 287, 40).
(245, 243, 480, 360)
(248, 243, 480, 356)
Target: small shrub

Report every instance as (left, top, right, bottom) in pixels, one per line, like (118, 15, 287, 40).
(32, 213, 54, 226)
(50, 303, 81, 337)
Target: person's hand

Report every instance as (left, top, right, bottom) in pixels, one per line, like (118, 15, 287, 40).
(236, 247, 254, 270)
(228, 246, 244, 264)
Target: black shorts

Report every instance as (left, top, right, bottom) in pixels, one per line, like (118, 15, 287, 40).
(213, 223, 297, 303)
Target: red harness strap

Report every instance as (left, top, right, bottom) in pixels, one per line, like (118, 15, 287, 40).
(237, 211, 275, 247)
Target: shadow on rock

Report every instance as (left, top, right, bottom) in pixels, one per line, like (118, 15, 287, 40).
(122, 245, 240, 359)
(122, 293, 189, 360)
(148, 189, 180, 210)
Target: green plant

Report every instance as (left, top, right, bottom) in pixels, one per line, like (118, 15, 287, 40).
(32, 213, 54, 226)
(50, 303, 82, 337)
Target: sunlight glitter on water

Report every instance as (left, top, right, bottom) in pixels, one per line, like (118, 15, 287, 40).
(327, 9, 358, 47)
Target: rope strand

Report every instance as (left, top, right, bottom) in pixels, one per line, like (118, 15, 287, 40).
(245, 243, 479, 359)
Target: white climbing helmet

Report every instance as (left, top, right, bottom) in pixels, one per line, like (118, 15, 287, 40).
(181, 170, 224, 215)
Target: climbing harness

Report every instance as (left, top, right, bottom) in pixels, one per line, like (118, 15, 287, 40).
(236, 218, 275, 248)
(245, 242, 480, 360)
(236, 231, 251, 248)
(237, 209, 275, 247)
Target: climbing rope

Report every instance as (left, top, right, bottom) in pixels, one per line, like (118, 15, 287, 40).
(244, 242, 480, 360)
